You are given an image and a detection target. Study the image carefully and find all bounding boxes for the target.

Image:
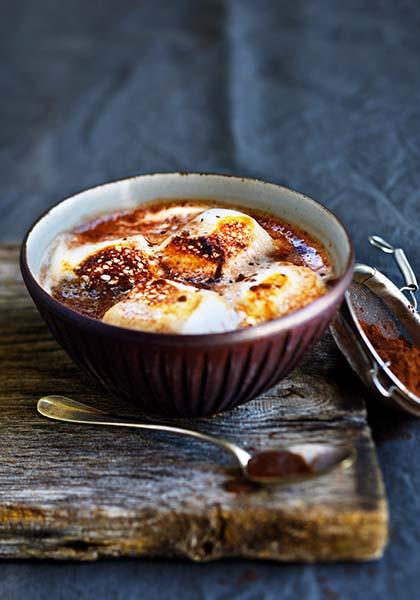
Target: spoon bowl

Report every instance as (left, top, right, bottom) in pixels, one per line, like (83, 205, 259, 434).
(37, 395, 353, 485)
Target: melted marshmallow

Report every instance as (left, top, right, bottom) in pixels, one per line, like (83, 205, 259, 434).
(103, 279, 240, 334)
(222, 262, 327, 326)
(42, 234, 152, 293)
(157, 209, 275, 284)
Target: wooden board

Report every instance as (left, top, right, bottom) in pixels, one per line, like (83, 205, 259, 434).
(0, 245, 388, 561)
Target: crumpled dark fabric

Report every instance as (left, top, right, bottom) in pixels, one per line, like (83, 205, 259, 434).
(1, 1, 419, 598)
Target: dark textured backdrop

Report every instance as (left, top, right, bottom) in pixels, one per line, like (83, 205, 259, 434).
(1, 1, 420, 598)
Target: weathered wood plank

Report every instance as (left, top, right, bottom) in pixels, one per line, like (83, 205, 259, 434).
(0, 245, 387, 561)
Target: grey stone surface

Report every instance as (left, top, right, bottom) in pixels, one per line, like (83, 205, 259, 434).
(1, 0, 419, 597)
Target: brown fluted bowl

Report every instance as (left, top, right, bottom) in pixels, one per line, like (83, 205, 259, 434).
(20, 173, 354, 417)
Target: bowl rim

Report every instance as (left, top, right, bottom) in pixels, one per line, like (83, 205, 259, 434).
(20, 171, 355, 347)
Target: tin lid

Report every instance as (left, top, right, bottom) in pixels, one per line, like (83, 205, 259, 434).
(330, 236, 420, 416)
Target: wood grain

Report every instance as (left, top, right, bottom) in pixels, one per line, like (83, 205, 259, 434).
(0, 245, 388, 561)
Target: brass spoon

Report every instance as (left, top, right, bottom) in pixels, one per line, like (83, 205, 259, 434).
(37, 395, 353, 485)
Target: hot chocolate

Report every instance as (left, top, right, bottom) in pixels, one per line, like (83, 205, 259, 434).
(41, 199, 332, 334)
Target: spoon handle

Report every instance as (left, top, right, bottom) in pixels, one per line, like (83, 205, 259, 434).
(37, 396, 251, 466)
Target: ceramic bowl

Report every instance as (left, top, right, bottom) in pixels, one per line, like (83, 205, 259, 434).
(20, 173, 354, 417)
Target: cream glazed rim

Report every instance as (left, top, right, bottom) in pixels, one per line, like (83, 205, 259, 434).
(21, 172, 355, 344)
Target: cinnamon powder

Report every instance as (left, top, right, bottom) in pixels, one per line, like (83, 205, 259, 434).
(360, 321, 420, 397)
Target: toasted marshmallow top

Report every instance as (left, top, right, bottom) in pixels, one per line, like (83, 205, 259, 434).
(221, 262, 327, 326)
(158, 209, 275, 284)
(43, 205, 329, 334)
(43, 234, 153, 293)
(103, 279, 240, 334)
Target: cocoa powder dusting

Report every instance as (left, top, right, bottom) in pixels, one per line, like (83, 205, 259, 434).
(360, 320, 420, 397)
